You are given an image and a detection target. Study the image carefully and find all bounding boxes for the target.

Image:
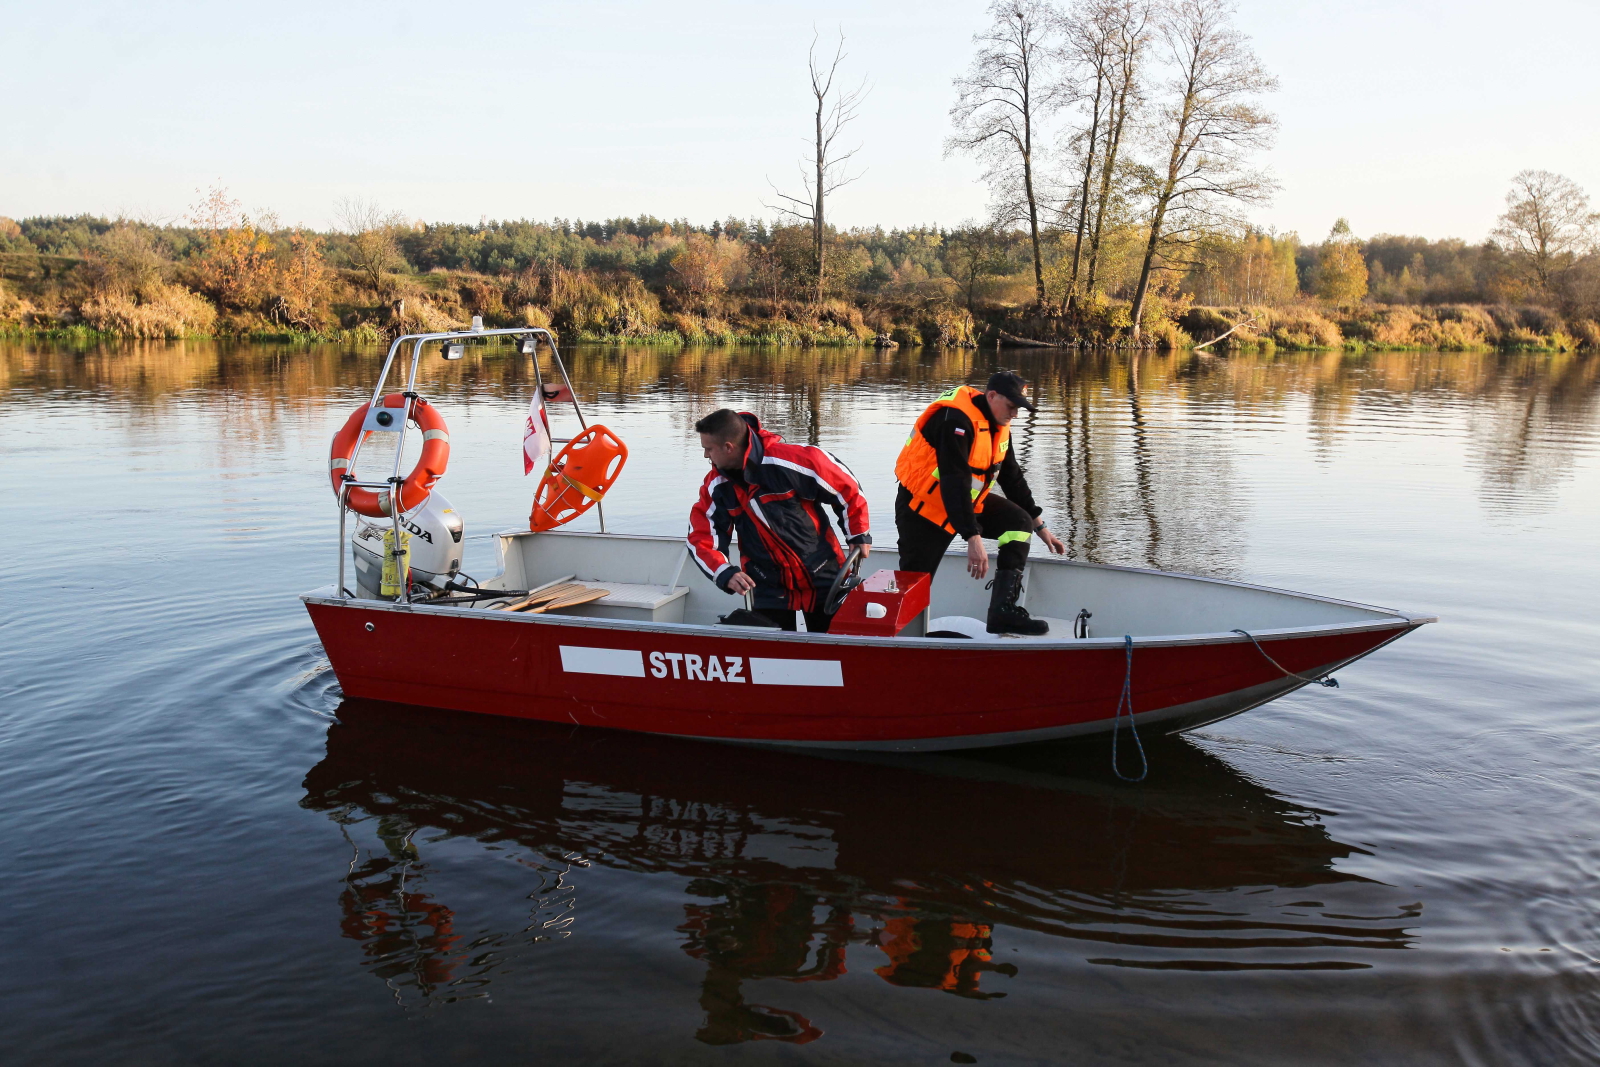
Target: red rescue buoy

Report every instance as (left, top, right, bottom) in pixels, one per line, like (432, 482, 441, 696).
(529, 425, 628, 531)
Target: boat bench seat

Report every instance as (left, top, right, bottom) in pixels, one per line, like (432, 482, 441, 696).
(553, 581, 690, 624)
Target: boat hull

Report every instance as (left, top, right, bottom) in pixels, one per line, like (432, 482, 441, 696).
(303, 595, 1424, 751)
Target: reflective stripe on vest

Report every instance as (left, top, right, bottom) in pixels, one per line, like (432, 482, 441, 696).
(893, 386, 1010, 533)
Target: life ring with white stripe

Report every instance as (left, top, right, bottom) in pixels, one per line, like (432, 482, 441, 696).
(328, 393, 450, 518)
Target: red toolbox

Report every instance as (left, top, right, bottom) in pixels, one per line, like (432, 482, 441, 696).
(830, 569, 932, 637)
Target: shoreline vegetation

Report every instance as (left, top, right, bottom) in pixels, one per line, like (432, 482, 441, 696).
(3, 206, 1596, 355)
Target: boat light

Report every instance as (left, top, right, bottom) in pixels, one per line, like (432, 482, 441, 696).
(443, 343, 465, 360)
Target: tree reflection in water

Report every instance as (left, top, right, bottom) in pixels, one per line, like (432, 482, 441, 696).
(302, 701, 1422, 1042)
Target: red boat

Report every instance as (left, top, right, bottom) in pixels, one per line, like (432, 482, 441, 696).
(305, 327, 1435, 753)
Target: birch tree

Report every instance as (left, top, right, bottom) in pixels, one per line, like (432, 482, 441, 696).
(1082, 0, 1150, 298)
(949, 0, 1062, 309)
(1492, 170, 1597, 294)
(1128, 0, 1275, 340)
(1059, 0, 1150, 309)
(1313, 218, 1368, 306)
(768, 31, 867, 305)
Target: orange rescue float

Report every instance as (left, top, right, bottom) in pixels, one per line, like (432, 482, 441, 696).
(329, 393, 451, 518)
(529, 425, 629, 531)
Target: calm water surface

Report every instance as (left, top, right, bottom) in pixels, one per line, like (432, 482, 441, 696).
(3, 340, 1598, 1065)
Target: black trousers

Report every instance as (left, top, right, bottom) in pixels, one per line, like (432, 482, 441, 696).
(895, 486, 1033, 577)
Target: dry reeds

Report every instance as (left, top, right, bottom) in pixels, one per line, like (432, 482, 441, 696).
(78, 284, 217, 339)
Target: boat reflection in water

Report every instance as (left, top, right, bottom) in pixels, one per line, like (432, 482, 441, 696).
(301, 701, 1419, 1044)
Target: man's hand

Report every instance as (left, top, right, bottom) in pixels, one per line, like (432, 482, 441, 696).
(966, 535, 989, 580)
(1038, 525, 1066, 556)
(726, 570, 756, 595)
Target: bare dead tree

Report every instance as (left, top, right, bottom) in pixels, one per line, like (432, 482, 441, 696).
(1493, 170, 1598, 294)
(1190, 311, 1258, 349)
(767, 31, 868, 305)
(1128, 0, 1276, 340)
(949, 0, 1063, 310)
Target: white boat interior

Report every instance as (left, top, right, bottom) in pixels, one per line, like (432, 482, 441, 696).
(437, 529, 1423, 643)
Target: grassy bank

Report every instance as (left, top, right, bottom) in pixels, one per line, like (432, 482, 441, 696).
(1177, 304, 1599, 353)
(3, 212, 1596, 353)
(6, 268, 1595, 354)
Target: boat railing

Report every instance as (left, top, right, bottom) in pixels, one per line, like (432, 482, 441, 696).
(337, 322, 592, 603)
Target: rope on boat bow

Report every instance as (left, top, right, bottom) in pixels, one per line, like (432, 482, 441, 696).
(1112, 635, 1149, 782)
(1230, 629, 1340, 688)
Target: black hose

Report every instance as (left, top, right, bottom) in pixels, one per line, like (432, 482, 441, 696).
(423, 586, 532, 604)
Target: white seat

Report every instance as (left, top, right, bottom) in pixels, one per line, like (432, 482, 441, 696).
(555, 581, 689, 623)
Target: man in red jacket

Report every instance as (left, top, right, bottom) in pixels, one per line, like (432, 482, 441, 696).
(687, 408, 871, 632)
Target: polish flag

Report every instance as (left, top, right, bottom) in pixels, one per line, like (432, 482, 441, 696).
(523, 395, 552, 475)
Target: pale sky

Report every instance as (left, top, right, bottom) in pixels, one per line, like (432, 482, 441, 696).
(4, 0, 1596, 243)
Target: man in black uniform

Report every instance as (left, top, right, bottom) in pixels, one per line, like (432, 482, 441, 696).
(893, 371, 1066, 635)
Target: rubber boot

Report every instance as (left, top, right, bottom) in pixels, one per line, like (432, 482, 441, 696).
(986, 569, 1049, 636)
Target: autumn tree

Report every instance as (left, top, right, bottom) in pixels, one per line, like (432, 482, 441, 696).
(336, 197, 409, 294)
(271, 231, 332, 330)
(1128, 0, 1276, 340)
(949, 0, 1063, 309)
(1313, 218, 1368, 306)
(188, 186, 276, 308)
(1060, 0, 1151, 308)
(1183, 228, 1297, 305)
(944, 223, 1013, 311)
(83, 223, 167, 298)
(1492, 170, 1597, 296)
(668, 234, 729, 310)
(769, 31, 867, 305)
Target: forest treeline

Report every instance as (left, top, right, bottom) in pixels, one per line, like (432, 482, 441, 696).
(3, 0, 1599, 353)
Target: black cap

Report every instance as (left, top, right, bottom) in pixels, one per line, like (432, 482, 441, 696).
(985, 370, 1036, 413)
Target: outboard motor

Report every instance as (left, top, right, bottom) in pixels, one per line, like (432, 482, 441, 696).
(351, 491, 465, 599)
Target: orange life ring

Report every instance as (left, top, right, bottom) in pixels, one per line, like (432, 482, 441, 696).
(329, 393, 450, 518)
(529, 424, 629, 531)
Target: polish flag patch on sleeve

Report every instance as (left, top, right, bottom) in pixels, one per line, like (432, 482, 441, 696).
(953, 427, 966, 436)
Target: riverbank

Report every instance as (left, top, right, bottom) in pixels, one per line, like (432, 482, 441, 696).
(1179, 303, 1599, 353)
(3, 288, 1593, 353)
(5, 213, 1596, 353)
(3, 252, 1594, 353)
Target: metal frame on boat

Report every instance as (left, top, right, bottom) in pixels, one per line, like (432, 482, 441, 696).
(334, 325, 595, 604)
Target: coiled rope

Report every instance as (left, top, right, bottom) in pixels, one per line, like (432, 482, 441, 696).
(1112, 635, 1148, 782)
(1230, 629, 1340, 688)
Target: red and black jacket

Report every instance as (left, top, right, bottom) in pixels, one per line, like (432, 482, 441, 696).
(687, 413, 872, 611)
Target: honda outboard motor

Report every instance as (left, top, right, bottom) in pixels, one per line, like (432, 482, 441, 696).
(351, 491, 464, 599)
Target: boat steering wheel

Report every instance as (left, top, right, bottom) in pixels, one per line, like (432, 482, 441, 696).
(822, 545, 866, 616)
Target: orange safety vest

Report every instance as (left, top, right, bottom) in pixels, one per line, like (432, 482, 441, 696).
(894, 386, 1010, 533)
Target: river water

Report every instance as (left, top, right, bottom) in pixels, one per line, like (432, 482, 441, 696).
(3, 339, 1598, 1065)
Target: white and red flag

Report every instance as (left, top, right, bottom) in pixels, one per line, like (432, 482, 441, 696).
(523, 394, 552, 475)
